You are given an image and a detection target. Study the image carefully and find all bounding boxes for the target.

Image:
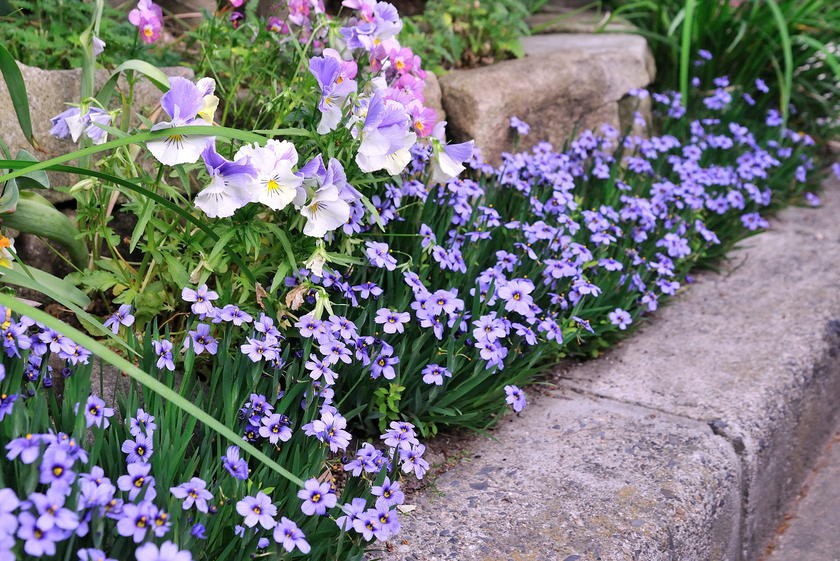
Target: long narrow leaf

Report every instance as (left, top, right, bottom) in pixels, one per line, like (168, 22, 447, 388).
(0, 160, 258, 286)
(0, 126, 268, 184)
(679, 0, 697, 107)
(0, 265, 137, 355)
(765, 0, 793, 126)
(0, 294, 304, 487)
(96, 59, 171, 105)
(0, 44, 34, 146)
(0, 264, 89, 308)
(796, 35, 840, 81)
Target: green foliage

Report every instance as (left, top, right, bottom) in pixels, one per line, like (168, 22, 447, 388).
(605, 0, 840, 135)
(186, 14, 300, 131)
(373, 383, 405, 432)
(400, 0, 538, 73)
(0, 44, 34, 146)
(1, 0, 181, 70)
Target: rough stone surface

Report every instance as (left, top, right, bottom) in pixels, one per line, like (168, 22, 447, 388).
(527, 11, 635, 34)
(384, 178, 840, 560)
(438, 34, 654, 163)
(423, 71, 445, 125)
(384, 395, 742, 561)
(0, 62, 193, 201)
(764, 430, 840, 561)
(558, 178, 840, 560)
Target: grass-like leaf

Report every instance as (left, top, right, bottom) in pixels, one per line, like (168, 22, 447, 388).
(0, 159, 259, 286)
(679, 0, 696, 107)
(0, 43, 34, 146)
(0, 293, 304, 487)
(0, 125, 268, 185)
(765, 0, 793, 127)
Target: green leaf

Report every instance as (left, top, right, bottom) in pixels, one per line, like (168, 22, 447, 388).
(795, 35, 840, 82)
(0, 263, 90, 308)
(96, 59, 171, 105)
(1, 191, 88, 269)
(678, 0, 697, 108)
(0, 126, 268, 185)
(0, 159, 258, 287)
(0, 294, 304, 487)
(252, 128, 313, 138)
(765, 0, 793, 126)
(162, 254, 191, 289)
(274, 229, 298, 280)
(0, 179, 19, 214)
(0, 43, 34, 146)
(70, 269, 120, 292)
(12, 149, 50, 189)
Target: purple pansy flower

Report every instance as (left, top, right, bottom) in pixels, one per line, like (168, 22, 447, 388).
(121, 434, 153, 464)
(134, 540, 193, 561)
(504, 385, 527, 412)
(608, 308, 632, 330)
(184, 323, 218, 355)
(146, 76, 216, 165)
(194, 143, 256, 218)
(117, 462, 156, 501)
(374, 308, 411, 334)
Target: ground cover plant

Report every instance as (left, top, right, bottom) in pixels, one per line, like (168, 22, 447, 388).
(604, 0, 840, 136)
(0, 0, 833, 560)
(399, 0, 543, 73)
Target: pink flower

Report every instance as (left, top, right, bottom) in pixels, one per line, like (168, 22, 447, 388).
(128, 0, 164, 44)
(410, 105, 437, 137)
(389, 47, 415, 74)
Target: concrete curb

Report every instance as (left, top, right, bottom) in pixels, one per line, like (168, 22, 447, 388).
(383, 180, 840, 561)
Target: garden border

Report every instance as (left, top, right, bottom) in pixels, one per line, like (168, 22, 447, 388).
(382, 177, 840, 561)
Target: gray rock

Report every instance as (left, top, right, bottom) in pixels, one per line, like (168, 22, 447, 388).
(0, 62, 193, 202)
(384, 395, 742, 561)
(438, 34, 654, 164)
(423, 71, 446, 125)
(558, 178, 840, 560)
(527, 12, 636, 34)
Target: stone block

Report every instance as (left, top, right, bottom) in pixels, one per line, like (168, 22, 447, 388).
(558, 179, 840, 559)
(438, 34, 654, 164)
(527, 11, 635, 34)
(385, 394, 742, 561)
(0, 62, 193, 202)
(423, 71, 445, 124)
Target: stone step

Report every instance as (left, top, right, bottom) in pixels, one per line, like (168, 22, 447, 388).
(763, 429, 840, 560)
(382, 180, 840, 561)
